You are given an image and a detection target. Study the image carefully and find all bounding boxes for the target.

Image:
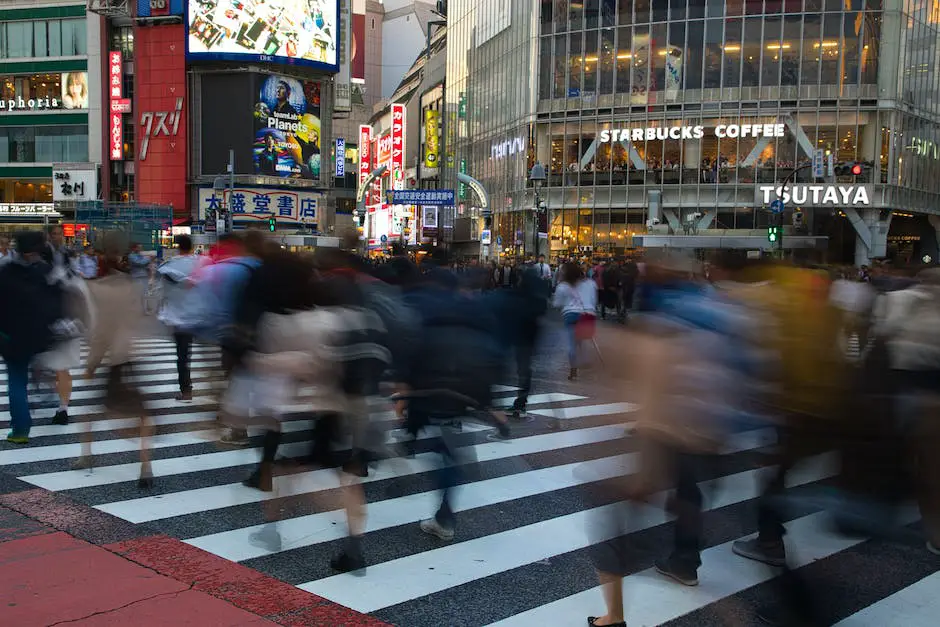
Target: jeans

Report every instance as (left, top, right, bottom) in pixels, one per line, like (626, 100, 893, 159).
(5, 359, 31, 436)
(670, 452, 704, 569)
(563, 311, 581, 368)
(173, 331, 193, 393)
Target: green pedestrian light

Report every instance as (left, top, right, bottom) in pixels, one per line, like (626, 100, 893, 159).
(268, 217, 277, 232)
(767, 226, 778, 243)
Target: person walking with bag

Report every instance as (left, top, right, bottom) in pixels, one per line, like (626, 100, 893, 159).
(0, 231, 65, 444)
(552, 262, 597, 380)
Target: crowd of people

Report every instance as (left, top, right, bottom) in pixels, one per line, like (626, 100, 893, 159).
(2, 228, 940, 626)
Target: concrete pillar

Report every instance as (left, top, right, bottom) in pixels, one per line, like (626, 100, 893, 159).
(683, 138, 702, 169)
(845, 207, 891, 266)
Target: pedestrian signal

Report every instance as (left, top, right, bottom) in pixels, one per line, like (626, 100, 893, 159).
(268, 217, 276, 232)
(767, 226, 778, 243)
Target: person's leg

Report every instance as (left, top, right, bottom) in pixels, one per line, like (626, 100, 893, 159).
(916, 393, 940, 551)
(53, 369, 72, 424)
(563, 312, 580, 378)
(589, 571, 625, 626)
(512, 338, 534, 414)
(6, 359, 32, 442)
(656, 452, 703, 585)
(173, 330, 193, 400)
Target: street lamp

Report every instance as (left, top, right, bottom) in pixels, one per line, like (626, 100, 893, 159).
(529, 162, 547, 260)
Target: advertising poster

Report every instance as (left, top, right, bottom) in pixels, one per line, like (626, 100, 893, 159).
(188, 0, 338, 71)
(253, 74, 321, 179)
(351, 12, 365, 81)
(424, 110, 440, 168)
(62, 71, 89, 109)
(631, 33, 650, 105)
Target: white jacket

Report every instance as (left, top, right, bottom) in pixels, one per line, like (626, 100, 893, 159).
(552, 279, 597, 315)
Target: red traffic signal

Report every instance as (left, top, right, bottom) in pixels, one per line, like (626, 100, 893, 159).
(851, 163, 863, 176)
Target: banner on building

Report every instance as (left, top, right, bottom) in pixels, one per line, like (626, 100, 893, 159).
(631, 33, 650, 105)
(665, 46, 683, 102)
(197, 187, 320, 223)
(424, 110, 440, 168)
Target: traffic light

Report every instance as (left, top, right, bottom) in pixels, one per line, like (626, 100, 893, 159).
(834, 162, 864, 176)
(767, 225, 778, 243)
(268, 217, 276, 232)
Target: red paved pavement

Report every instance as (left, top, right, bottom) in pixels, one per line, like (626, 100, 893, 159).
(0, 489, 388, 627)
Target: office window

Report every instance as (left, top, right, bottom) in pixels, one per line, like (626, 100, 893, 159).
(0, 18, 86, 59)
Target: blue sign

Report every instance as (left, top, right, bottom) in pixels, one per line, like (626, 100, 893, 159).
(137, 0, 184, 18)
(496, 235, 503, 246)
(380, 234, 388, 243)
(481, 229, 492, 245)
(769, 199, 785, 214)
(388, 189, 456, 206)
(335, 138, 345, 178)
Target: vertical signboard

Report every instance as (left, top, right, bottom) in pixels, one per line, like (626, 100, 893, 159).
(391, 103, 405, 190)
(335, 138, 346, 178)
(109, 51, 123, 160)
(134, 23, 188, 214)
(424, 110, 440, 168)
(358, 124, 372, 205)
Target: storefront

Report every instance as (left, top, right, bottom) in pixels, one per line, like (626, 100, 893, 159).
(442, 0, 940, 265)
(0, 2, 100, 231)
(184, 0, 339, 233)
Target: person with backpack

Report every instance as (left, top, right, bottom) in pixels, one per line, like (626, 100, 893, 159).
(0, 231, 64, 444)
(156, 235, 202, 401)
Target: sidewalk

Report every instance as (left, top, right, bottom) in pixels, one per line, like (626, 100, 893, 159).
(0, 485, 387, 627)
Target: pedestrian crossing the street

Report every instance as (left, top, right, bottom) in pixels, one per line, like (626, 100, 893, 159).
(1, 338, 938, 626)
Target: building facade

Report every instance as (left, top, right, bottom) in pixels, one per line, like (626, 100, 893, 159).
(0, 0, 103, 233)
(444, 0, 940, 264)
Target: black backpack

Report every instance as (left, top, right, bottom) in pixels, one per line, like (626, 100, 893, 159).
(0, 261, 64, 361)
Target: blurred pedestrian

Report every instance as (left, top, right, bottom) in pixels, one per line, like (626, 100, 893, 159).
(0, 231, 64, 444)
(552, 262, 597, 380)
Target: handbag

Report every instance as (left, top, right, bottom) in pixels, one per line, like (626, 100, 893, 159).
(571, 287, 597, 340)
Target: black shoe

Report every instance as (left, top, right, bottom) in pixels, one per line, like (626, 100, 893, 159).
(137, 473, 154, 489)
(654, 557, 699, 586)
(587, 618, 626, 627)
(330, 550, 366, 575)
(176, 390, 193, 402)
(243, 463, 273, 492)
(52, 409, 69, 425)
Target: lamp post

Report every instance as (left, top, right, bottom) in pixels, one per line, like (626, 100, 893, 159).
(529, 161, 546, 261)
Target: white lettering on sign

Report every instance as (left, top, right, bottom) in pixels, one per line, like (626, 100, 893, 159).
(909, 137, 940, 160)
(0, 97, 59, 111)
(758, 185, 872, 207)
(599, 123, 785, 143)
(139, 97, 183, 161)
(0, 203, 58, 215)
(491, 137, 526, 160)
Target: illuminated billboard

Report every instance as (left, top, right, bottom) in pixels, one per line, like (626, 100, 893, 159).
(253, 74, 321, 179)
(187, 0, 339, 72)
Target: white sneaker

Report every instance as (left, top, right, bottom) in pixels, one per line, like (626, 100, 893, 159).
(420, 518, 455, 541)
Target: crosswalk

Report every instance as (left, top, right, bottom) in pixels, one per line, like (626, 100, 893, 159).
(1, 337, 938, 626)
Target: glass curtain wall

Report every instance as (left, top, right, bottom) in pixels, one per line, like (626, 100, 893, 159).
(533, 0, 940, 258)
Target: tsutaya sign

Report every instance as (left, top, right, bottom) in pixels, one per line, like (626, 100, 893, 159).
(600, 123, 786, 143)
(758, 184, 874, 207)
(491, 137, 526, 160)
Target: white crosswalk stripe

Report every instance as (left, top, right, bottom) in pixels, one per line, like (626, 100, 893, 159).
(0, 337, 936, 626)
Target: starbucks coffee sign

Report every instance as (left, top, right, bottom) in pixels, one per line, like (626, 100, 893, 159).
(758, 184, 873, 207)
